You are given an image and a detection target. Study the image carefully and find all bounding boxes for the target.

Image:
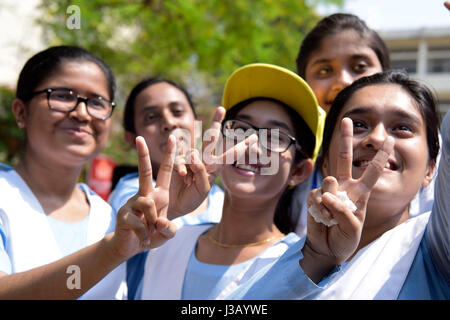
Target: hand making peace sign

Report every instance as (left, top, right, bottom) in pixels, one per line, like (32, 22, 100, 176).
(302, 118, 394, 280)
(168, 106, 258, 216)
(112, 135, 178, 260)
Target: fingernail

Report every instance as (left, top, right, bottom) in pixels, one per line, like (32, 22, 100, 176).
(249, 134, 258, 144)
(191, 151, 200, 163)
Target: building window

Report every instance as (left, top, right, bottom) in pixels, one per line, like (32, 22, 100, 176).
(438, 102, 450, 125)
(391, 60, 417, 74)
(427, 47, 450, 73)
(428, 58, 450, 73)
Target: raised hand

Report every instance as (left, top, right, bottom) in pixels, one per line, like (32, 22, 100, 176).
(168, 106, 258, 216)
(112, 135, 178, 260)
(301, 118, 394, 282)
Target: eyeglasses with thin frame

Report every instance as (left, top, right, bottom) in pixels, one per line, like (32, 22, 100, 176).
(31, 88, 115, 120)
(221, 119, 298, 153)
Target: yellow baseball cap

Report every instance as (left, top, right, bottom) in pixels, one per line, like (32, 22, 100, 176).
(222, 63, 326, 162)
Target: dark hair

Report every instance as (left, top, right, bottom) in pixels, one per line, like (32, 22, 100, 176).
(123, 77, 197, 134)
(296, 13, 390, 79)
(16, 45, 116, 102)
(319, 70, 440, 170)
(224, 97, 315, 234)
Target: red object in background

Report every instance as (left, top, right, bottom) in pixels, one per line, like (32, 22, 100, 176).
(87, 155, 116, 201)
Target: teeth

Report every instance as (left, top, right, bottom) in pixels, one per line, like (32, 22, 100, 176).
(358, 160, 371, 167)
(235, 164, 258, 173)
(356, 160, 391, 169)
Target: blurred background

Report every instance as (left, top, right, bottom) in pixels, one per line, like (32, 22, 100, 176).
(1, 0, 449, 197)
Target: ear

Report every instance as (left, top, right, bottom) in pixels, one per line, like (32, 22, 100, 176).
(288, 158, 314, 187)
(421, 160, 436, 188)
(12, 98, 27, 129)
(125, 131, 138, 150)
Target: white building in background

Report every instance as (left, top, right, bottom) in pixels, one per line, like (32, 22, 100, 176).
(1, 1, 450, 120)
(0, 0, 44, 89)
(379, 27, 450, 119)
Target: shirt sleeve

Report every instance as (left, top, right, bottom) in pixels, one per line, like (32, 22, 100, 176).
(426, 109, 450, 284)
(108, 175, 139, 214)
(224, 237, 340, 299)
(0, 221, 12, 275)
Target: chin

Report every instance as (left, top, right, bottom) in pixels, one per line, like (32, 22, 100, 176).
(63, 145, 101, 162)
(223, 180, 257, 196)
(369, 181, 406, 204)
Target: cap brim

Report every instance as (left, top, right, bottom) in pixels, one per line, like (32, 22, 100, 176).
(222, 63, 325, 162)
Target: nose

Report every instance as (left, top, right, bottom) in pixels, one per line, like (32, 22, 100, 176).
(69, 100, 90, 121)
(331, 69, 354, 93)
(246, 133, 269, 165)
(161, 110, 177, 132)
(362, 124, 388, 150)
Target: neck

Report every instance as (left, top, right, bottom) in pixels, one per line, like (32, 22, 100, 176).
(353, 203, 410, 257)
(15, 151, 83, 202)
(212, 193, 283, 244)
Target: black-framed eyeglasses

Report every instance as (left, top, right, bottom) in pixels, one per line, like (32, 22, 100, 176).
(221, 119, 298, 153)
(31, 88, 115, 120)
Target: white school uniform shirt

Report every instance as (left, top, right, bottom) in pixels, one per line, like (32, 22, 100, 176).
(225, 111, 450, 300)
(140, 223, 300, 300)
(0, 165, 127, 300)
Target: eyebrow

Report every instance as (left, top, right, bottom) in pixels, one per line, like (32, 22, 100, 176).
(343, 106, 423, 125)
(309, 58, 331, 67)
(138, 106, 160, 114)
(310, 54, 372, 67)
(50, 86, 110, 101)
(138, 101, 187, 113)
(235, 114, 293, 132)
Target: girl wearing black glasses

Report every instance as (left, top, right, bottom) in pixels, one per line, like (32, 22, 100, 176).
(0, 46, 178, 299)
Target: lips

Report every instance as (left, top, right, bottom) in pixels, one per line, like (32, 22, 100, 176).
(233, 163, 260, 174)
(60, 126, 94, 136)
(353, 156, 398, 171)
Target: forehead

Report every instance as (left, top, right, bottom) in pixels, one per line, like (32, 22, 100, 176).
(309, 29, 378, 63)
(38, 61, 110, 98)
(235, 100, 295, 132)
(340, 84, 423, 123)
(135, 82, 190, 107)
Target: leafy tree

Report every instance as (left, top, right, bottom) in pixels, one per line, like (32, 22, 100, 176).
(13, 0, 342, 170)
(0, 87, 24, 166)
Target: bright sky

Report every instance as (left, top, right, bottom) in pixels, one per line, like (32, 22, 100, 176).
(318, 0, 450, 31)
(1, 0, 449, 87)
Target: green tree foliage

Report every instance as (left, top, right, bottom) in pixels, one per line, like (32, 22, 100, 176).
(0, 87, 24, 166)
(2, 0, 341, 168)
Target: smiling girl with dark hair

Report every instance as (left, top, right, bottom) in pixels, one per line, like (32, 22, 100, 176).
(0, 46, 178, 299)
(226, 71, 449, 299)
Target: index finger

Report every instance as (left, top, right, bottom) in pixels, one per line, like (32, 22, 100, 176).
(155, 134, 177, 190)
(218, 133, 258, 166)
(356, 136, 394, 196)
(202, 106, 225, 155)
(336, 118, 354, 182)
(209, 106, 226, 131)
(136, 136, 154, 196)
